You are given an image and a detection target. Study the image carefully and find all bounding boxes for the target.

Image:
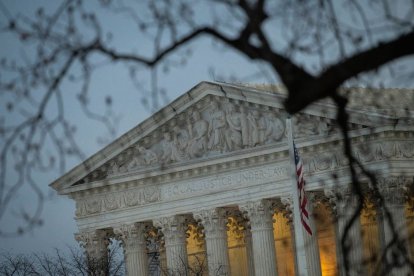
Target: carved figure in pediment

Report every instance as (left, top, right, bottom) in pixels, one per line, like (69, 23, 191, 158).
(160, 132, 184, 163)
(126, 155, 141, 170)
(224, 103, 243, 151)
(293, 116, 319, 136)
(207, 101, 226, 152)
(187, 110, 208, 158)
(293, 116, 332, 137)
(137, 146, 158, 165)
(317, 120, 331, 135)
(239, 105, 250, 147)
(256, 111, 267, 145)
(247, 110, 261, 147)
(108, 160, 127, 175)
(172, 126, 189, 152)
(108, 160, 118, 174)
(263, 112, 285, 143)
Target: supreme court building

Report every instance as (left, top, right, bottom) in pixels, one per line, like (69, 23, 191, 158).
(51, 82, 414, 275)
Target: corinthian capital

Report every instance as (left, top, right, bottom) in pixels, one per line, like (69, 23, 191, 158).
(153, 215, 188, 243)
(113, 222, 149, 251)
(193, 208, 228, 239)
(323, 188, 339, 217)
(239, 199, 274, 229)
(280, 197, 293, 223)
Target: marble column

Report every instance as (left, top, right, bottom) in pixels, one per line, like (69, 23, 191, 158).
(306, 194, 322, 276)
(194, 208, 230, 276)
(281, 197, 299, 276)
(75, 229, 109, 276)
(281, 196, 321, 276)
(244, 227, 256, 276)
(114, 223, 149, 276)
(378, 186, 411, 275)
(154, 215, 189, 275)
(325, 188, 365, 276)
(240, 199, 278, 276)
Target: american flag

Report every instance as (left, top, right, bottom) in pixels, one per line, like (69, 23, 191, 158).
(293, 142, 312, 236)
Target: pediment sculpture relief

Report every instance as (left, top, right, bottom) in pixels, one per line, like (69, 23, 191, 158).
(106, 100, 292, 175)
(77, 97, 342, 184)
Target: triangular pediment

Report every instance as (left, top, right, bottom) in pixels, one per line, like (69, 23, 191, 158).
(50, 82, 397, 193)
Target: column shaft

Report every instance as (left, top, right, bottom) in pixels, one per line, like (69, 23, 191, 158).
(114, 223, 149, 276)
(240, 200, 278, 276)
(194, 208, 230, 276)
(154, 215, 188, 275)
(379, 186, 411, 275)
(283, 196, 321, 276)
(304, 197, 322, 276)
(336, 194, 365, 275)
(244, 229, 256, 276)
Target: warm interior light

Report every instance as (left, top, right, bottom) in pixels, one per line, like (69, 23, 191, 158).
(315, 203, 338, 276)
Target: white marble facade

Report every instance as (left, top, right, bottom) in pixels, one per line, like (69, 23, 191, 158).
(51, 82, 414, 275)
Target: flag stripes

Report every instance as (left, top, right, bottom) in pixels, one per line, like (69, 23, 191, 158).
(293, 142, 312, 236)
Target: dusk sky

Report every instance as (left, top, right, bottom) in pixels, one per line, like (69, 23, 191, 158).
(0, 0, 273, 254)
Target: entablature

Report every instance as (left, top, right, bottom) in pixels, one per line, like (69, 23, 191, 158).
(70, 128, 414, 230)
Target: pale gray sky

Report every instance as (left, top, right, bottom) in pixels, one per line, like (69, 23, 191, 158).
(0, 0, 413, 256)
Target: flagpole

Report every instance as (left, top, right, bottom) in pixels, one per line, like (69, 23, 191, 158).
(286, 117, 309, 276)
